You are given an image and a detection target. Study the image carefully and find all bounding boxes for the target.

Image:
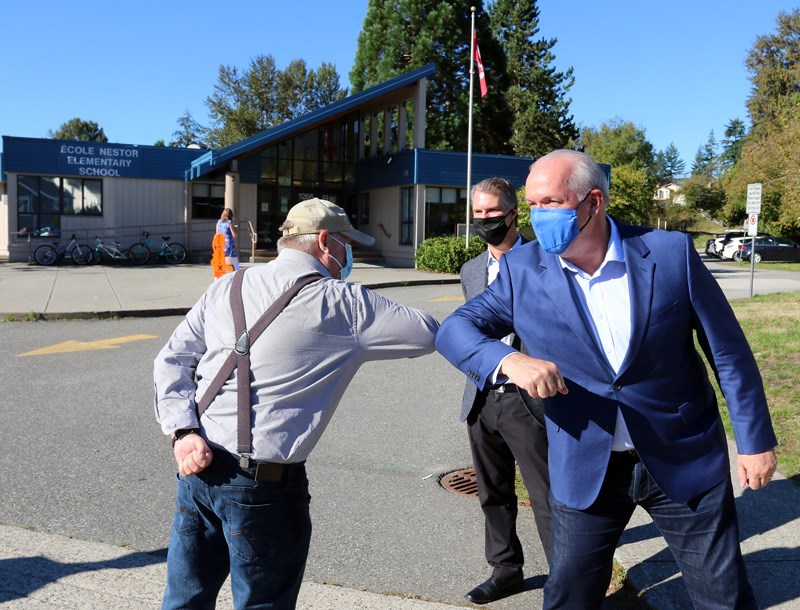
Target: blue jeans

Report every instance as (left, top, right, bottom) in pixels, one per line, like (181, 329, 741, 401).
(162, 451, 312, 610)
(544, 452, 756, 610)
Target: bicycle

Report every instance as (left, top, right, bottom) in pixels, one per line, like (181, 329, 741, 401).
(86, 236, 134, 265)
(127, 231, 187, 265)
(33, 234, 92, 266)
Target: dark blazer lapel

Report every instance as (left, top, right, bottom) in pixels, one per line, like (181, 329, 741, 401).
(618, 229, 654, 375)
(463, 250, 490, 298)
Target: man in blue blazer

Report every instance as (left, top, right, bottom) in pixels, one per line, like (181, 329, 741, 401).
(436, 150, 777, 609)
(459, 178, 551, 604)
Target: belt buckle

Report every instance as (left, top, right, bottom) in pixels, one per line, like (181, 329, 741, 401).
(254, 462, 284, 482)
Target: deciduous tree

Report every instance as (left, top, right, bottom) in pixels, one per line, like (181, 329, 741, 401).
(48, 118, 107, 142)
(581, 119, 657, 225)
(205, 55, 346, 148)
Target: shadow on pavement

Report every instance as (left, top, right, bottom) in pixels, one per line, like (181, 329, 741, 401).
(0, 548, 167, 602)
(620, 478, 800, 608)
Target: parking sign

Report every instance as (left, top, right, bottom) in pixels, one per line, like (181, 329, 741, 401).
(746, 183, 762, 214)
(748, 213, 758, 236)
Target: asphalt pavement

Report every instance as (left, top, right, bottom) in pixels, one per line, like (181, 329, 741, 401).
(1, 256, 799, 609)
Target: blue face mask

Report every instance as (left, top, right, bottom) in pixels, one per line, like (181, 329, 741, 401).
(530, 198, 592, 254)
(329, 235, 353, 280)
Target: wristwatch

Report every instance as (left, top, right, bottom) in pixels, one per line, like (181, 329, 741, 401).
(171, 428, 200, 448)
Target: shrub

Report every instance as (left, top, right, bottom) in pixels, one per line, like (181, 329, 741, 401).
(415, 236, 486, 274)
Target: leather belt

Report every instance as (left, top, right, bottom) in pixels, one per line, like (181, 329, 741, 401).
(211, 447, 306, 482)
(611, 449, 640, 462)
(491, 383, 518, 393)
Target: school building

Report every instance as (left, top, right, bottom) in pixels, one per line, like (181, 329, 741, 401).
(0, 64, 534, 265)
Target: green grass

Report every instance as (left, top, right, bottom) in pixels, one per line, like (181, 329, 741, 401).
(714, 259, 800, 272)
(710, 290, 800, 482)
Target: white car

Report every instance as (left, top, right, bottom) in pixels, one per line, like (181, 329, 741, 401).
(720, 234, 768, 261)
(710, 230, 747, 258)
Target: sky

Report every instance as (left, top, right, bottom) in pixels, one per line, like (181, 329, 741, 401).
(1, 0, 796, 172)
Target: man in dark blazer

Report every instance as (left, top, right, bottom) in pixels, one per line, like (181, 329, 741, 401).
(459, 178, 551, 605)
(436, 151, 777, 609)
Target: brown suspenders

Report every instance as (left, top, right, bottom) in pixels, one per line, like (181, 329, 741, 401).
(194, 269, 322, 466)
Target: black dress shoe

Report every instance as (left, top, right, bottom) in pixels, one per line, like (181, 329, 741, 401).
(465, 571, 524, 604)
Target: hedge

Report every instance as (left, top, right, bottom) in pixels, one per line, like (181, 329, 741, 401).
(415, 235, 487, 274)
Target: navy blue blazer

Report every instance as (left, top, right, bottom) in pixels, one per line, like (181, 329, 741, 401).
(436, 220, 776, 509)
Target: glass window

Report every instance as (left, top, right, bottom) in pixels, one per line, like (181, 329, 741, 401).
(83, 180, 102, 214)
(294, 130, 318, 161)
(424, 186, 467, 238)
(260, 155, 277, 182)
(17, 176, 38, 214)
(63, 179, 82, 214)
(16, 175, 102, 234)
(277, 158, 292, 186)
(293, 159, 317, 187)
(192, 182, 225, 219)
(41, 177, 61, 213)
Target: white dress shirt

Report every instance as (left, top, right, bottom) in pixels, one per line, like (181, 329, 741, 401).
(559, 218, 635, 450)
(488, 236, 522, 349)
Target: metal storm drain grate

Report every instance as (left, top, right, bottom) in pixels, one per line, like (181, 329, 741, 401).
(439, 468, 479, 499)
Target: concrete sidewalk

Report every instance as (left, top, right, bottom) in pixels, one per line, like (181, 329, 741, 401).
(0, 261, 461, 320)
(1, 257, 799, 609)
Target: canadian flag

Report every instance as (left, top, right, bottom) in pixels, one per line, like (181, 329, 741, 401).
(473, 31, 488, 97)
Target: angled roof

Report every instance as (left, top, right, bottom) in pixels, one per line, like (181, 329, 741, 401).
(188, 63, 437, 179)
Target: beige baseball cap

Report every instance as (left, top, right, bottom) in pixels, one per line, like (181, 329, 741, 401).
(279, 198, 375, 246)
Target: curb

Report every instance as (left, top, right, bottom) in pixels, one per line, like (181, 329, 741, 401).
(0, 278, 462, 321)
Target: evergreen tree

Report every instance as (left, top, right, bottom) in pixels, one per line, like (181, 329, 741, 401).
(350, 0, 510, 152)
(654, 143, 685, 183)
(691, 131, 718, 178)
(169, 111, 208, 148)
(719, 118, 746, 172)
(488, 0, 577, 157)
(48, 118, 107, 142)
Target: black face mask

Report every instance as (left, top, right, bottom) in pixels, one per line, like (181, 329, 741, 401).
(472, 210, 515, 246)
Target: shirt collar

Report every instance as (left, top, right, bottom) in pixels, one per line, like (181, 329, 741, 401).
(277, 247, 333, 278)
(559, 216, 624, 277)
(487, 235, 523, 267)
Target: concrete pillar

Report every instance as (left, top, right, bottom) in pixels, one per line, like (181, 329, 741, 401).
(398, 102, 407, 151)
(370, 113, 379, 158)
(413, 78, 427, 149)
(359, 115, 366, 160)
(224, 160, 240, 216)
(383, 107, 392, 155)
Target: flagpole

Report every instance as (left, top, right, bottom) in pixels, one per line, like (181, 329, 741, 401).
(466, 5, 476, 249)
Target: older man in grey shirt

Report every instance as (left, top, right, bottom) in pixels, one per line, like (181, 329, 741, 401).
(154, 198, 438, 610)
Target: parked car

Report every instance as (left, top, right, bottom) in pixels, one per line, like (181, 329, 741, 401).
(708, 230, 747, 258)
(738, 236, 800, 263)
(721, 235, 755, 260)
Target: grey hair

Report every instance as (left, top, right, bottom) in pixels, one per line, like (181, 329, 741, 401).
(531, 150, 610, 204)
(277, 233, 318, 253)
(471, 177, 518, 213)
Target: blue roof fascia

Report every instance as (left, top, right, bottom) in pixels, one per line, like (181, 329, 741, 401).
(189, 63, 437, 179)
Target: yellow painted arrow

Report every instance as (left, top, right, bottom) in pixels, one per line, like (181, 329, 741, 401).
(18, 334, 158, 357)
(431, 295, 465, 302)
